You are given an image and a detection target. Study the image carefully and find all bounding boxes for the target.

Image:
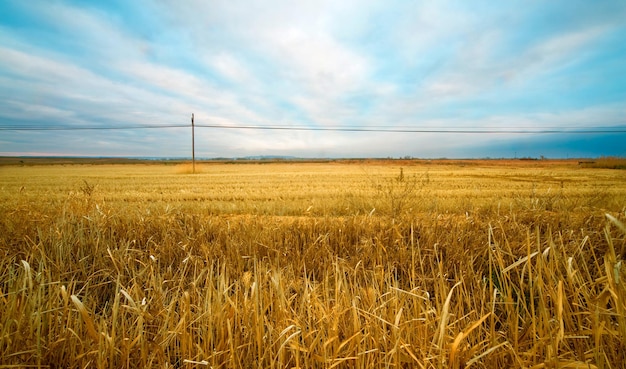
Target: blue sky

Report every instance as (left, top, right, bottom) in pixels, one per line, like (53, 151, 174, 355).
(1, 0, 625, 158)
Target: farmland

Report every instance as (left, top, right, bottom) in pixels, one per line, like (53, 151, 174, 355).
(1, 159, 625, 368)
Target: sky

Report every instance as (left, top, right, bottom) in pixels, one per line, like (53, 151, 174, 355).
(1, 0, 625, 159)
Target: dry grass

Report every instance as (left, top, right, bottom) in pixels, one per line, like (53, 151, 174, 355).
(579, 157, 626, 170)
(0, 160, 625, 368)
(175, 162, 206, 174)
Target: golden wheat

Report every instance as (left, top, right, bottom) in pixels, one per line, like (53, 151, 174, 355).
(0, 160, 624, 368)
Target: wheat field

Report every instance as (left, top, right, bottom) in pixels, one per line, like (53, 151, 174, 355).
(1, 159, 625, 368)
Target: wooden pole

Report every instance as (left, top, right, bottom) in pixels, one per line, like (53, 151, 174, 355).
(191, 113, 195, 174)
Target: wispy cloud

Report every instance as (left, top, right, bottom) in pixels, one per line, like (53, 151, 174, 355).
(0, 0, 624, 158)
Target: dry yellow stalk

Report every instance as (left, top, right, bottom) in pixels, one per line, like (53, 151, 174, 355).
(70, 295, 99, 342)
(448, 313, 491, 368)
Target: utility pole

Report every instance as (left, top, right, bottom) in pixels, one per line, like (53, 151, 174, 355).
(191, 113, 195, 174)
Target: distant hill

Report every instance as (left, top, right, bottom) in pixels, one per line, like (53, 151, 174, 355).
(236, 155, 298, 160)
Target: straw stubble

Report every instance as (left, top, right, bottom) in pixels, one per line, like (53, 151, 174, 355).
(0, 160, 624, 368)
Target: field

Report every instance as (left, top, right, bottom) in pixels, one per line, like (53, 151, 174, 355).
(1, 159, 625, 368)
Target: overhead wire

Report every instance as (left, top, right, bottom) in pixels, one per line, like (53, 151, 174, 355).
(194, 124, 626, 134)
(1, 123, 625, 133)
(0, 124, 188, 131)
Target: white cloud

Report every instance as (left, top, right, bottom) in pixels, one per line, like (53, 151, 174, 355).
(1, 100, 76, 122)
(263, 26, 370, 95)
(153, 0, 374, 123)
(1, 0, 624, 158)
(0, 45, 187, 126)
(116, 61, 207, 97)
(15, 1, 149, 61)
(205, 52, 253, 85)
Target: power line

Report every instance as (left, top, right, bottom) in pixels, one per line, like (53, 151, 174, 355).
(195, 124, 626, 134)
(1, 123, 626, 133)
(0, 124, 187, 131)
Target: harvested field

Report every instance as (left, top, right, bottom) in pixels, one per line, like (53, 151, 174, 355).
(1, 160, 625, 368)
